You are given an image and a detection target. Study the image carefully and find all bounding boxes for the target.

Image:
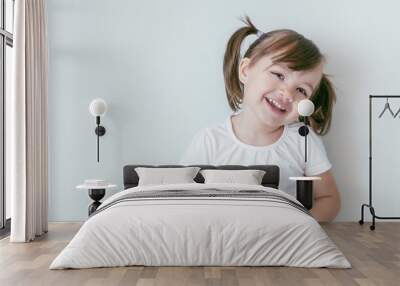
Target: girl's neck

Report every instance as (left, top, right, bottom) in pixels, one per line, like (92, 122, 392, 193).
(231, 110, 284, 147)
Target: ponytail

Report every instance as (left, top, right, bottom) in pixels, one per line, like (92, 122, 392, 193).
(306, 74, 336, 135)
(223, 16, 258, 111)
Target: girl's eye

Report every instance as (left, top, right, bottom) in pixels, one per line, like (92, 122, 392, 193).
(297, 88, 308, 97)
(271, 72, 284, 80)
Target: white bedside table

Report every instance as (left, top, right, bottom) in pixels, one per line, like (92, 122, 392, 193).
(76, 182, 117, 216)
(289, 176, 321, 210)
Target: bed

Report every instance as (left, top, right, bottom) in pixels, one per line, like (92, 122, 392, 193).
(49, 164, 350, 269)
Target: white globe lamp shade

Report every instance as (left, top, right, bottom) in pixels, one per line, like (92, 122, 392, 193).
(298, 99, 314, 117)
(89, 98, 107, 117)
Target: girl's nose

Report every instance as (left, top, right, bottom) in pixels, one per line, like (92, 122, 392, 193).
(279, 87, 294, 103)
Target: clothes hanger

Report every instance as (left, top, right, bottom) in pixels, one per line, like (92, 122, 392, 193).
(378, 97, 395, 118)
(393, 105, 400, 118)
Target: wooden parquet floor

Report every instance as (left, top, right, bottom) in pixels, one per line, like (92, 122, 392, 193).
(0, 222, 399, 286)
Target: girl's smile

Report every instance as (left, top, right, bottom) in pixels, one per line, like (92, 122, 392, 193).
(264, 96, 287, 115)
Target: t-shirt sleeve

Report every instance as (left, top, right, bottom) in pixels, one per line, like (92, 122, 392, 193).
(304, 128, 332, 176)
(179, 129, 211, 165)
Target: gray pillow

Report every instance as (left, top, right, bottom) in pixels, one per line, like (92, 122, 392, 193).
(200, 169, 266, 185)
(135, 167, 201, 186)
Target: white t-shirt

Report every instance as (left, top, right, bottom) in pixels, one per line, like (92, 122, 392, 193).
(179, 115, 332, 197)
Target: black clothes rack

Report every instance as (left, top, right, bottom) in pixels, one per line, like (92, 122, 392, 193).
(359, 95, 400, 230)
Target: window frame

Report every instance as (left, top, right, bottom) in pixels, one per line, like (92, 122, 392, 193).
(0, 0, 14, 232)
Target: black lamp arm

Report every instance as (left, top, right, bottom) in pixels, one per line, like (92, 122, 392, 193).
(304, 120, 308, 163)
(298, 116, 310, 175)
(94, 116, 106, 162)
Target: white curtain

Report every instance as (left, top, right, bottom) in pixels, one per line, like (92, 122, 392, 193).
(9, 0, 48, 242)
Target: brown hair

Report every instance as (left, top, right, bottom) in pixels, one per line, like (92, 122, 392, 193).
(223, 16, 336, 135)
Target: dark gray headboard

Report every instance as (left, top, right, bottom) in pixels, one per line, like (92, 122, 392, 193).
(123, 165, 280, 189)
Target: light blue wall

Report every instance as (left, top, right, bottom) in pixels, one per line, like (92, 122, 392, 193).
(47, 0, 400, 221)
(47, 0, 232, 221)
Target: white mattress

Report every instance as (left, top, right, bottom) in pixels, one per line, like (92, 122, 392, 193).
(50, 183, 351, 269)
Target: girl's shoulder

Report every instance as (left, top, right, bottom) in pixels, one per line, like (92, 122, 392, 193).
(286, 122, 320, 137)
(285, 122, 325, 149)
(191, 117, 231, 143)
(285, 122, 303, 139)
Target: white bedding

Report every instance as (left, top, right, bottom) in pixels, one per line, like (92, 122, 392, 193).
(50, 183, 351, 269)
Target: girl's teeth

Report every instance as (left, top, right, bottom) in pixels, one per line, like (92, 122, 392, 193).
(267, 98, 285, 111)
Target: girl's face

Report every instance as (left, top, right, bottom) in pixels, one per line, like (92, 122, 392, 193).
(238, 54, 323, 128)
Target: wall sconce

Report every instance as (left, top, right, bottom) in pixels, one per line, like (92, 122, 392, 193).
(89, 98, 107, 162)
(290, 99, 321, 210)
(298, 99, 315, 163)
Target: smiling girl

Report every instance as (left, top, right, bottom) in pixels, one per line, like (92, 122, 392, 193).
(180, 16, 340, 222)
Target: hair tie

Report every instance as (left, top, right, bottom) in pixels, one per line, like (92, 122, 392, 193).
(240, 30, 264, 58)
